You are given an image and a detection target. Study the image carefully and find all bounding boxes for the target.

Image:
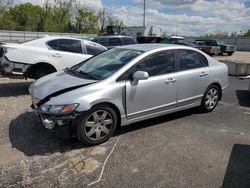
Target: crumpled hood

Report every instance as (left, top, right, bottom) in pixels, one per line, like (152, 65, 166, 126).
(30, 71, 97, 100)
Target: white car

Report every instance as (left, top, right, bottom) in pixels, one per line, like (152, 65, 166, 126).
(0, 36, 107, 79)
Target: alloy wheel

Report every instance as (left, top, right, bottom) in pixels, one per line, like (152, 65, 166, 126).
(84, 110, 113, 141)
(205, 88, 219, 110)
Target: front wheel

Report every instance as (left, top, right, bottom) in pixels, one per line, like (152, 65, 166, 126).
(200, 85, 220, 113)
(77, 105, 118, 145)
(227, 52, 233, 56)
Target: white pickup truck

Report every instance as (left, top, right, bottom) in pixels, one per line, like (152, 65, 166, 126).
(0, 36, 106, 79)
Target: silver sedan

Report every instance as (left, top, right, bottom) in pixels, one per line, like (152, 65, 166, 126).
(29, 44, 229, 145)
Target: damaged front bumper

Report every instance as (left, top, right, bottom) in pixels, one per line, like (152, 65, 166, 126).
(31, 104, 81, 130)
(0, 56, 30, 78)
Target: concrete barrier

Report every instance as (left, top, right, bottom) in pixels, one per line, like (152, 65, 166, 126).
(219, 60, 250, 76)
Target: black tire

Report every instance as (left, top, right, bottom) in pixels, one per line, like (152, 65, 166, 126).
(200, 85, 220, 113)
(227, 52, 233, 56)
(33, 67, 54, 79)
(77, 104, 118, 145)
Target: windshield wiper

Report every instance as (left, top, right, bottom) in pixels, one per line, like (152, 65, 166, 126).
(75, 70, 100, 80)
(65, 68, 99, 80)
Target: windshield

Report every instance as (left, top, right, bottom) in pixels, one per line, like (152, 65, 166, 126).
(71, 48, 143, 80)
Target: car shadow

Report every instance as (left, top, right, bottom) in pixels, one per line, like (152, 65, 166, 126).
(236, 90, 250, 107)
(0, 81, 32, 97)
(9, 112, 86, 157)
(9, 108, 201, 157)
(116, 107, 200, 136)
(222, 144, 250, 188)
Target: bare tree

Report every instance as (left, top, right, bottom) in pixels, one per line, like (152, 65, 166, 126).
(98, 8, 107, 32)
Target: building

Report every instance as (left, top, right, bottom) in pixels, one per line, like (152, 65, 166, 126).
(121, 26, 163, 38)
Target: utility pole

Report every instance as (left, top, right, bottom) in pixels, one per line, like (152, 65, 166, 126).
(143, 0, 146, 28)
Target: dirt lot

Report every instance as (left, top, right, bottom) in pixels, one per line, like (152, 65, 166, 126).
(0, 76, 249, 188)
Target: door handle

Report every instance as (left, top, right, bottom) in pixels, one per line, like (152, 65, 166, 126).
(165, 78, 176, 84)
(199, 71, 208, 77)
(52, 53, 62, 57)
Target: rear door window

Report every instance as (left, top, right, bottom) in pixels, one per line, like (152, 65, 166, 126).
(177, 49, 208, 71)
(58, 39, 82, 53)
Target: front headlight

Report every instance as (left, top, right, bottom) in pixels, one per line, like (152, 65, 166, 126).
(40, 103, 79, 114)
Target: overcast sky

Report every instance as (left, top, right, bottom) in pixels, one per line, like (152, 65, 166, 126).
(17, 0, 250, 36)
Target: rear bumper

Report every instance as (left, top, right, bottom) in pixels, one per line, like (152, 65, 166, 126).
(0, 56, 30, 77)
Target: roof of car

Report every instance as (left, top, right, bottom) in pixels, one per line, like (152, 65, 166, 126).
(43, 36, 89, 41)
(116, 43, 190, 52)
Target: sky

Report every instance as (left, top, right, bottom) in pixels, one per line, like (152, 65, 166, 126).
(16, 0, 250, 36)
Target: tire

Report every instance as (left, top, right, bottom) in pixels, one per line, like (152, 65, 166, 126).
(77, 104, 118, 145)
(200, 85, 220, 113)
(227, 52, 233, 56)
(33, 67, 54, 79)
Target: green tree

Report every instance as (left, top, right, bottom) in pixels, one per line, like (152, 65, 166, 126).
(202, 31, 229, 38)
(75, 6, 99, 34)
(244, 29, 250, 37)
(3, 3, 45, 31)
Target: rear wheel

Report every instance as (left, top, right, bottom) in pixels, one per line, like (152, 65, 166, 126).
(227, 52, 233, 56)
(200, 85, 220, 112)
(77, 105, 118, 145)
(33, 67, 55, 79)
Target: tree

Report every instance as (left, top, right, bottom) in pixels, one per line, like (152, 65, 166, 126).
(202, 31, 229, 38)
(244, 29, 250, 37)
(74, 5, 99, 34)
(0, 0, 125, 34)
(1, 3, 44, 31)
(98, 8, 107, 33)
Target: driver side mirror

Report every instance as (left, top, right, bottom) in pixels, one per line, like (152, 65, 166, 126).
(131, 71, 149, 85)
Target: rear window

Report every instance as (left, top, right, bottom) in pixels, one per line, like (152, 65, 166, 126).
(85, 42, 106, 56)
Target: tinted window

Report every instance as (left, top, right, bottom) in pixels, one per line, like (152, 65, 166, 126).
(108, 38, 122, 46)
(123, 37, 136, 45)
(58, 39, 82, 53)
(178, 49, 208, 71)
(97, 38, 108, 46)
(205, 40, 217, 46)
(85, 42, 106, 55)
(47, 39, 59, 50)
(134, 50, 175, 77)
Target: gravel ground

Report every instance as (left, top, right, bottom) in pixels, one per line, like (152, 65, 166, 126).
(214, 51, 250, 64)
(0, 76, 249, 188)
